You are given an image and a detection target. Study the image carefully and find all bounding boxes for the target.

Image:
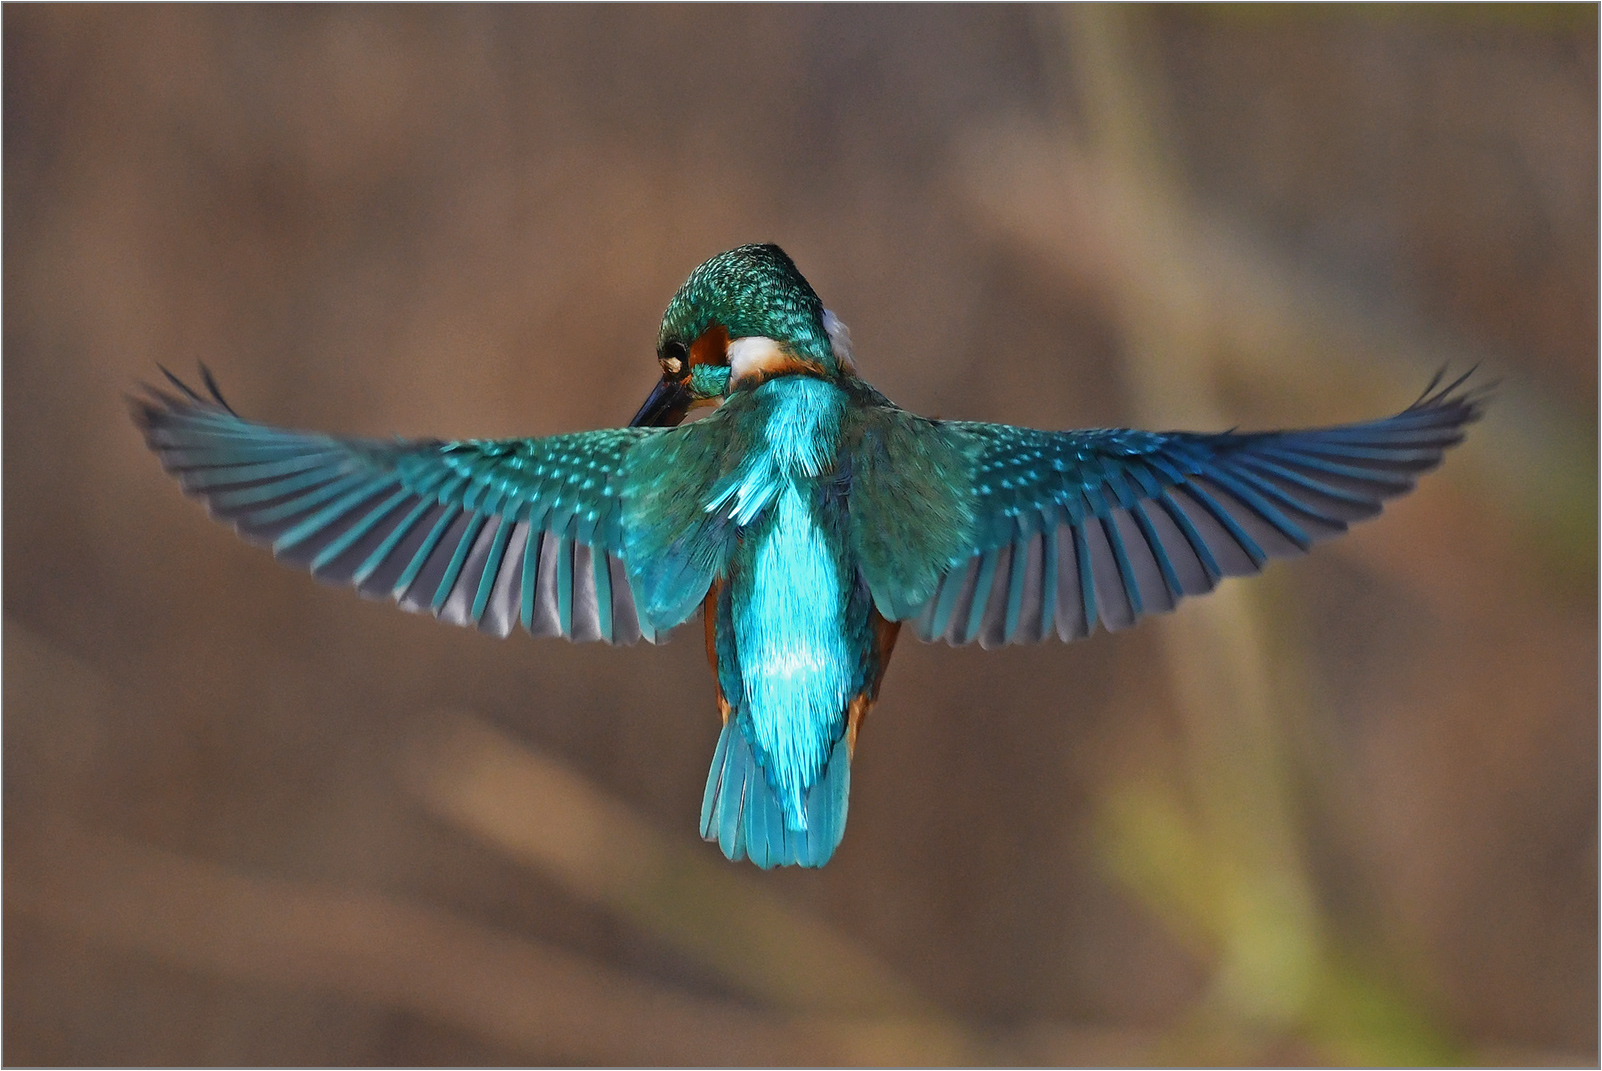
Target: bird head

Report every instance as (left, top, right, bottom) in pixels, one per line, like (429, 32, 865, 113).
(630, 244, 854, 427)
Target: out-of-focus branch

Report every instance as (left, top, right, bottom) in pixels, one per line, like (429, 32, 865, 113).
(1002, 7, 1468, 1064)
(403, 713, 944, 1018)
(7, 820, 1161, 1066)
(7, 822, 836, 1065)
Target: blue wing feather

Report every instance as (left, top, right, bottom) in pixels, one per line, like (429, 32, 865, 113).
(133, 373, 665, 645)
(910, 376, 1485, 646)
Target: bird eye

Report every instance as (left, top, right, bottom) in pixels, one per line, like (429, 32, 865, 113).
(660, 341, 689, 377)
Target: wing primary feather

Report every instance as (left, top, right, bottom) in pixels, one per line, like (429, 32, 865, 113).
(234, 472, 379, 540)
(1103, 507, 1145, 619)
(978, 543, 1015, 649)
(211, 465, 351, 514)
(1009, 529, 1045, 644)
(478, 522, 528, 638)
(1252, 445, 1413, 491)
(155, 441, 335, 467)
(1105, 508, 1167, 614)
(1269, 438, 1443, 468)
(1233, 455, 1381, 516)
(556, 536, 575, 637)
(1073, 522, 1098, 635)
(912, 590, 940, 641)
(158, 366, 206, 402)
(272, 475, 400, 555)
(198, 364, 239, 415)
(310, 488, 412, 574)
(1126, 501, 1183, 605)
(1305, 424, 1469, 446)
(1052, 522, 1091, 640)
(591, 545, 614, 643)
(470, 516, 516, 626)
(1139, 495, 1212, 595)
(438, 516, 499, 626)
(1004, 534, 1030, 643)
(607, 555, 643, 645)
(1053, 522, 1081, 640)
(1217, 463, 1350, 538)
(351, 497, 436, 589)
(430, 512, 488, 613)
(1415, 365, 1475, 405)
(1085, 517, 1135, 630)
(532, 532, 564, 638)
(962, 548, 1002, 645)
(179, 451, 348, 489)
(392, 506, 462, 602)
(1039, 520, 1058, 639)
(528, 512, 554, 630)
(1198, 469, 1314, 551)
(927, 557, 972, 642)
(1173, 482, 1268, 571)
(569, 541, 602, 642)
(943, 556, 983, 644)
(1154, 489, 1223, 583)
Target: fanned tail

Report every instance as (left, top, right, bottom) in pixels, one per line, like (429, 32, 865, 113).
(698, 722, 851, 869)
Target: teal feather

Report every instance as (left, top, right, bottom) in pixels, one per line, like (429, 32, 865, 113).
(308, 487, 410, 572)
(556, 535, 574, 637)
(520, 523, 544, 632)
(470, 517, 515, 626)
(962, 548, 1000, 645)
(351, 498, 436, 587)
(1128, 501, 1182, 603)
(700, 721, 851, 869)
(273, 476, 399, 555)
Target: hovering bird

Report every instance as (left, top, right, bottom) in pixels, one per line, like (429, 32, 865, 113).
(135, 244, 1483, 869)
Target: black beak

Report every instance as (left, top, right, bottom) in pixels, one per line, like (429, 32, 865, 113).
(629, 376, 693, 427)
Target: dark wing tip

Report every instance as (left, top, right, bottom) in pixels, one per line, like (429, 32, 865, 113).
(131, 366, 239, 427)
(1410, 365, 1495, 420)
(198, 363, 238, 414)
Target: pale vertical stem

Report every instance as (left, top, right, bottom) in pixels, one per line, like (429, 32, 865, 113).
(1057, 4, 1324, 1030)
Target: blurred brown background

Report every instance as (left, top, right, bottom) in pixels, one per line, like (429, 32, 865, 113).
(4, 5, 1596, 1066)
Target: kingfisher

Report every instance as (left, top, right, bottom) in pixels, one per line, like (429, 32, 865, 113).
(134, 244, 1483, 869)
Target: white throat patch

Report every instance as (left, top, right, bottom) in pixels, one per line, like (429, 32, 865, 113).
(726, 336, 788, 383)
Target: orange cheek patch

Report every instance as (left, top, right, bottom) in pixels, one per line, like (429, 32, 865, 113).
(689, 323, 730, 368)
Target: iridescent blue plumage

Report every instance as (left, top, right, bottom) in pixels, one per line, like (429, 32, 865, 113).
(133, 245, 1485, 870)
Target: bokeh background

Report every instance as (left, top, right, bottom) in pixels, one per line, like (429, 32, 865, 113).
(5, 5, 1596, 1065)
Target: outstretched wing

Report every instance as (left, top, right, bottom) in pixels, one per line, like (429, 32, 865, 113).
(134, 371, 664, 644)
(910, 373, 1487, 648)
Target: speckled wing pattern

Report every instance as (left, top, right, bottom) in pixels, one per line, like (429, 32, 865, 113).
(912, 374, 1486, 647)
(134, 372, 662, 644)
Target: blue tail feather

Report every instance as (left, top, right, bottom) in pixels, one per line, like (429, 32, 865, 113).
(700, 722, 851, 869)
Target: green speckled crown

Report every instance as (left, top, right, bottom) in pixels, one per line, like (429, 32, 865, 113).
(659, 244, 836, 368)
